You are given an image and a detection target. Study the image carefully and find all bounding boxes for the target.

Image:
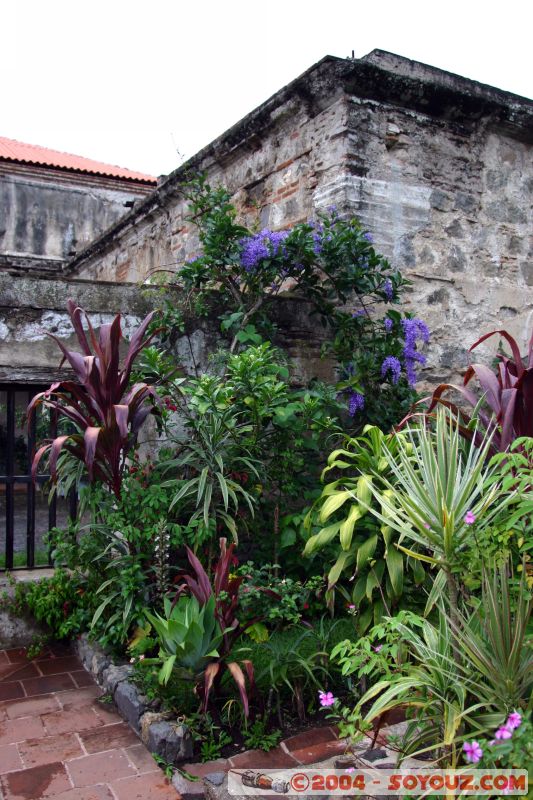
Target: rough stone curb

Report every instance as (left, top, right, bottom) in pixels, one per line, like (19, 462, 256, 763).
(74, 633, 193, 762)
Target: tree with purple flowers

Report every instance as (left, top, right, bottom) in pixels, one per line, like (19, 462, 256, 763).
(167, 175, 429, 433)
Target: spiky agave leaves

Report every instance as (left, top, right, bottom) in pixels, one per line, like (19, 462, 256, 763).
(428, 328, 533, 452)
(28, 300, 161, 497)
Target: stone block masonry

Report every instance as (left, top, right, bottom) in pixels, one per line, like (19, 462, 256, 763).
(65, 50, 533, 386)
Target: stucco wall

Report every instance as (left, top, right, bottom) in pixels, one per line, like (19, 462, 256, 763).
(0, 163, 154, 271)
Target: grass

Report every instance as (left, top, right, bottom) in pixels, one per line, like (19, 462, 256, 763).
(0, 550, 50, 569)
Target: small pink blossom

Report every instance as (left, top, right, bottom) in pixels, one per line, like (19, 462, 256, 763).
(463, 741, 483, 763)
(139, 654, 145, 661)
(423, 522, 430, 529)
(373, 645, 383, 652)
(464, 510, 476, 525)
(318, 690, 336, 707)
(345, 768, 355, 774)
(495, 725, 512, 740)
(129, 657, 135, 663)
(348, 604, 356, 610)
(506, 712, 522, 730)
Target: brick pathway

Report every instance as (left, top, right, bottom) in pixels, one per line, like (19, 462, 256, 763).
(0, 644, 180, 800)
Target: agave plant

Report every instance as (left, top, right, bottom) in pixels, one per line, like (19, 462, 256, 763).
(428, 328, 533, 452)
(28, 300, 160, 498)
(145, 595, 225, 685)
(170, 539, 267, 716)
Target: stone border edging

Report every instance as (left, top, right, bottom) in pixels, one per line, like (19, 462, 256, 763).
(74, 633, 193, 763)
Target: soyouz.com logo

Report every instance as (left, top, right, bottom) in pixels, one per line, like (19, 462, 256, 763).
(228, 768, 529, 795)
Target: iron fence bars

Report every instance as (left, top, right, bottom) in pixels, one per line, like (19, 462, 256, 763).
(0, 384, 77, 571)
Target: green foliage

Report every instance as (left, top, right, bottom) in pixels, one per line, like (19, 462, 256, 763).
(237, 563, 325, 628)
(144, 595, 224, 683)
(5, 569, 90, 640)
(307, 425, 426, 632)
(243, 718, 282, 751)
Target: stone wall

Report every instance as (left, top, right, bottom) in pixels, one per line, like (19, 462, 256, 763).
(65, 51, 533, 384)
(0, 162, 154, 274)
(0, 275, 333, 387)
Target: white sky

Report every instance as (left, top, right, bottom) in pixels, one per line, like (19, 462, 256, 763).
(2, 0, 532, 178)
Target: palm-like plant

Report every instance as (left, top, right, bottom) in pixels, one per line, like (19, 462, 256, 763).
(163, 406, 259, 545)
(29, 300, 160, 498)
(357, 409, 511, 621)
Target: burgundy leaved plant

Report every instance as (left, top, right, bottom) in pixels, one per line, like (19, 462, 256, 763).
(29, 300, 161, 498)
(176, 539, 276, 716)
(428, 328, 533, 452)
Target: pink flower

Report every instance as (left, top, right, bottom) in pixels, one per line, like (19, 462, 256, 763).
(345, 767, 355, 773)
(348, 604, 356, 610)
(495, 725, 513, 740)
(464, 510, 476, 525)
(463, 741, 483, 763)
(129, 657, 135, 664)
(423, 522, 431, 529)
(318, 690, 336, 707)
(139, 654, 145, 661)
(506, 712, 522, 730)
(373, 645, 383, 652)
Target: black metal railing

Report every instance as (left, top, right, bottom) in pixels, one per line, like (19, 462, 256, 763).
(0, 384, 77, 570)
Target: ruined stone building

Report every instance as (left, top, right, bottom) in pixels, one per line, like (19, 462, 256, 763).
(0, 49, 532, 566)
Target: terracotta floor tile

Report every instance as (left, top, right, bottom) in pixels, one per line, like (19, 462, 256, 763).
(111, 771, 179, 800)
(0, 663, 41, 681)
(0, 682, 25, 702)
(6, 695, 61, 720)
(182, 758, 228, 777)
(67, 750, 136, 787)
(229, 746, 298, 769)
(92, 702, 122, 725)
(56, 687, 102, 710)
(70, 671, 95, 688)
(46, 642, 73, 658)
(290, 738, 348, 765)
(22, 673, 76, 697)
(18, 732, 84, 768)
(283, 725, 337, 752)
(4, 648, 29, 664)
(36, 657, 82, 676)
(0, 717, 45, 746)
(0, 761, 71, 799)
(0, 743, 24, 774)
(123, 743, 160, 774)
(79, 722, 138, 753)
(41, 707, 102, 736)
(51, 788, 115, 800)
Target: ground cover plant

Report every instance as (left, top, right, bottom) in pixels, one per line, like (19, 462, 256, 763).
(13, 178, 531, 784)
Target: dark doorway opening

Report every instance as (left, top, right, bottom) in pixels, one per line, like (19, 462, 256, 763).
(0, 385, 77, 570)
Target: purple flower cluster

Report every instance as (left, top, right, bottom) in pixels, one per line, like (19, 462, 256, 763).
(384, 318, 393, 333)
(381, 356, 402, 384)
(313, 231, 322, 255)
(401, 318, 430, 386)
(240, 229, 289, 271)
(383, 278, 393, 300)
(348, 391, 365, 416)
(363, 231, 374, 243)
(463, 711, 522, 765)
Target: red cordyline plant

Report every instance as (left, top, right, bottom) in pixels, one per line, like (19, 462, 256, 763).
(29, 300, 161, 498)
(176, 539, 274, 716)
(427, 328, 533, 453)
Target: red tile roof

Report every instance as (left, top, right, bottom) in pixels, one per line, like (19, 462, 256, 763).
(0, 136, 156, 184)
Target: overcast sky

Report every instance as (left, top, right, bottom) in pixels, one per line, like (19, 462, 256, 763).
(3, 0, 532, 178)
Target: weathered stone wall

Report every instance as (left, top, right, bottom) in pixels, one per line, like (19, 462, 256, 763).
(0, 162, 154, 273)
(65, 51, 533, 384)
(0, 276, 333, 387)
